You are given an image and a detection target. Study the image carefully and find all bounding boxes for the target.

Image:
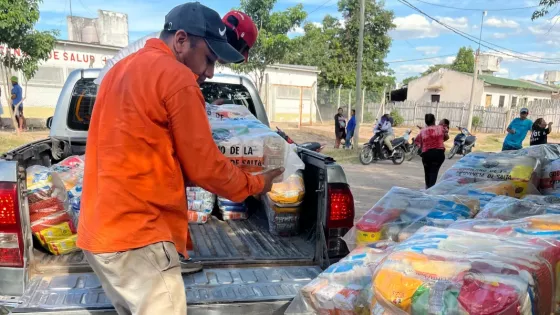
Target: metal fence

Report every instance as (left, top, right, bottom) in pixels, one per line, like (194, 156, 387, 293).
(382, 100, 560, 133)
(316, 86, 382, 124)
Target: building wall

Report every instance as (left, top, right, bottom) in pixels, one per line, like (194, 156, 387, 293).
(96, 10, 129, 47)
(1, 41, 120, 107)
(407, 70, 484, 104)
(480, 86, 552, 108)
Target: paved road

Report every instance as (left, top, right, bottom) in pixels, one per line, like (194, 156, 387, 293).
(340, 158, 455, 219)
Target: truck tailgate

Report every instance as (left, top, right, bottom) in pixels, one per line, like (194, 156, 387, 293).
(9, 266, 321, 314)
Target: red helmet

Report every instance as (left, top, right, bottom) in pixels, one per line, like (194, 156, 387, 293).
(222, 11, 258, 63)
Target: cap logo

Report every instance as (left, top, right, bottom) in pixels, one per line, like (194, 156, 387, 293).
(241, 32, 245, 38)
(166, 22, 172, 30)
(219, 27, 226, 36)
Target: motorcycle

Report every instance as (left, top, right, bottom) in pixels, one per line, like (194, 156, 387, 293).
(275, 127, 325, 152)
(448, 126, 476, 159)
(406, 134, 422, 161)
(359, 130, 410, 165)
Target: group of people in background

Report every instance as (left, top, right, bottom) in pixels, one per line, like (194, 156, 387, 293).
(502, 107, 553, 150)
(334, 107, 357, 149)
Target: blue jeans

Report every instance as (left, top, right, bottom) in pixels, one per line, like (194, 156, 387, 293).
(345, 129, 354, 148)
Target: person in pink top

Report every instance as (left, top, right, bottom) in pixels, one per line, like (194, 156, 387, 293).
(415, 113, 450, 188)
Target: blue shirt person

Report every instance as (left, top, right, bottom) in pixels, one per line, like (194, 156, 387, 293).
(345, 109, 356, 148)
(502, 108, 532, 151)
(10, 76, 24, 131)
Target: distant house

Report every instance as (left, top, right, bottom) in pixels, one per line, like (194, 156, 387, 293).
(407, 68, 558, 108)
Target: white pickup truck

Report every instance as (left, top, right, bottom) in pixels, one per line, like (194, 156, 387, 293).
(0, 69, 355, 315)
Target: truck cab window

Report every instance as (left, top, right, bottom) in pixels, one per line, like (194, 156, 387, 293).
(199, 82, 257, 116)
(67, 78, 97, 131)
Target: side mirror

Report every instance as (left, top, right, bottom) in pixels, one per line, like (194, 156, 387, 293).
(46, 117, 53, 129)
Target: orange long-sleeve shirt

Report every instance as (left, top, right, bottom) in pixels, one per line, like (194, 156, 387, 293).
(77, 39, 264, 257)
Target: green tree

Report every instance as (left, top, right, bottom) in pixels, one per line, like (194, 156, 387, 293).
(422, 64, 450, 76)
(402, 76, 418, 85)
(532, 0, 558, 19)
(0, 0, 57, 130)
(233, 0, 306, 91)
(283, 0, 395, 95)
(451, 46, 475, 73)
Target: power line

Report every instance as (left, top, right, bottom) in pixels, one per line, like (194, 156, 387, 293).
(410, 0, 540, 12)
(397, 0, 560, 64)
(387, 54, 456, 63)
(308, 0, 335, 15)
(546, 6, 560, 34)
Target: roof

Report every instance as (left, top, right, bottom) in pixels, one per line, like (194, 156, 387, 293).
(477, 74, 557, 92)
(268, 63, 321, 73)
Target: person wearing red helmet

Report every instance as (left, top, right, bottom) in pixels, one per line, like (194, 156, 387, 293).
(222, 10, 258, 63)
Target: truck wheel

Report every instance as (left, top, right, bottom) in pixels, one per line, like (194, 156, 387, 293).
(359, 146, 374, 165)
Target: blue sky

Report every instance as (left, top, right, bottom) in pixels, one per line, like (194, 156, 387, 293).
(36, 0, 560, 83)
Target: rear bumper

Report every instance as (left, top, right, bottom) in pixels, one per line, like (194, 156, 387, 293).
(6, 301, 291, 315)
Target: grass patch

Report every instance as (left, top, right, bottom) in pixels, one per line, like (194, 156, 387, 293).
(0, 131, 48, 154)
(322, 147, 361, 164)
(1, 106, 54, 118)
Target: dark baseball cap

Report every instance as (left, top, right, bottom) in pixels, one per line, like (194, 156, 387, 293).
(164, 2, 244, 64)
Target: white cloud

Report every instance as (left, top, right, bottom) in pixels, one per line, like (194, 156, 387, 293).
(415, 46, 441, 55)
(490, 32, 508, 39)
(521, 73, 544, 82)
(484, 17, 520, 29)
(288, 26, 305, 37)
(392, 14, 468, 40)
(397, 64, 431, 74)
(529, 16, 560, 39)
(444, 56, 456, 64)
(496, 68, 509, 78)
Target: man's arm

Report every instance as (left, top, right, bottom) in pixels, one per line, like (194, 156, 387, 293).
(165, 86, 265, 203)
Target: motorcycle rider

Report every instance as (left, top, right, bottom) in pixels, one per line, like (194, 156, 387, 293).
(368, 113, 395, 157)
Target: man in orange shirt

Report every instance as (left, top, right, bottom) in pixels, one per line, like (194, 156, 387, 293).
(77, 3, 283, 315)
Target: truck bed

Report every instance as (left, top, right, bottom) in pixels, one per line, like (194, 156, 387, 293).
(32, 215, 315, 273)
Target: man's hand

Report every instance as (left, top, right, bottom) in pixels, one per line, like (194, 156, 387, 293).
(549, 122, 554, 126)
(260, 168, 285, 194)
(508, 128, 516, 135)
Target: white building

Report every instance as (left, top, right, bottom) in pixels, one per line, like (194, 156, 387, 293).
(217, 64, 320, 123)
(0, 40, 121, 107)
(407, 68, 558, 108)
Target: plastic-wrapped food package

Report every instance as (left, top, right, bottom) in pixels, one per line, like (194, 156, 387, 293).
(372, 226, 554, 314)
(263, 195, 301, 236)
(268, 170, 305, 204)
(427, 178, 516, 209)
(94, 32, 160, 85)
(523, 194, 560, 206)
(449, 215, 560, 312)
(285, 243, 394, 315)
(186, 187, 215, 224)
(441, 152, 541, 198)
(540, 159, 560, 197)
(207, 104, 304, 181)
(477, 195, 560, 220)
(50, 155, 85, 223)
(343, 187, 479, 250)
(26, 166, 78, 255)
(218, 196, 248, 220)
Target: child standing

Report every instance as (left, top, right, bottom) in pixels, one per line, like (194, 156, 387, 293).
(530, 118, 553, 146)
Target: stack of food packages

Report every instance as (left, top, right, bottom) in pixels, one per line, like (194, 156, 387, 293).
(287, 226, 559, 314)
(205, 103, 304, 182)
(342, 187, 480, 250)
(440, 151, 541, 198)
(217, 197, 248, 220)
(263, 170, 305, 236)
(50, 155, 85, 226)
(186, 187, 215, 224)
(27, 166, 76, 255)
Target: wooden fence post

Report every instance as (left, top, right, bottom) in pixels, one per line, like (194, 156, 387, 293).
(413, 103, 418, 127)
(460, 105, 465, 127)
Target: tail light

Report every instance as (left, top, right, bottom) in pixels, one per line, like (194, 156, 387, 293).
(326, 184, 354, 257)
(0, 182, 23, 267)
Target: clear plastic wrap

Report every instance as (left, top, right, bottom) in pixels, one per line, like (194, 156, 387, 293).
(441, 152, 541, 198)
(94, 32, 160, 85)
(426, 178, 517, 208)
(50, 155, 85, 223)
(207, 104, 304, 182)
(26, 166, 78, 255)
(217, 196, 248, 220)
(263, 195, 301, 236)
(449, 214, 560, 312)
(267, 170, 305, 204)
(285, 242, 395, 315)
(186, 186, 215, 224)
(476, 195, 560, 220)
(371, 226, 554, 314)
(343, 187, 480, 250)
(540, 159, 560, 197)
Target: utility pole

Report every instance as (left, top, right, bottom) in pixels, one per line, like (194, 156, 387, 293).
(467, 10, 486, 131)
(354, 0, 366, 149)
